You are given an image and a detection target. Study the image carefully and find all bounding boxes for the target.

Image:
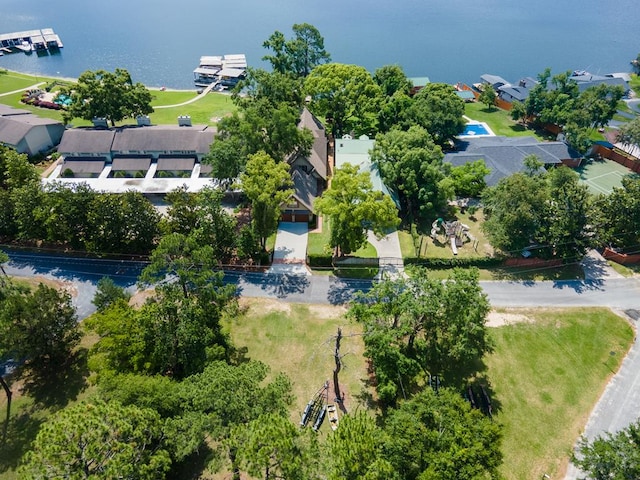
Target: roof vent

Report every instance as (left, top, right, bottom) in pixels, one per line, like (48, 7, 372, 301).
(136, 115, 151, 126)
(178, 115, 192, 127)
(92, 117, 108, 128)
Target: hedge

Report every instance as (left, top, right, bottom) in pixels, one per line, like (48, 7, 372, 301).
(403, 256, 504, 269)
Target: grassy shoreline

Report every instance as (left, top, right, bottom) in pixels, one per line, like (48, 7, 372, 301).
(0, 69, 236, 126)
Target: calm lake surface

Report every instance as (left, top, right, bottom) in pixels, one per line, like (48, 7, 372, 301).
(1, 0, 639, 89)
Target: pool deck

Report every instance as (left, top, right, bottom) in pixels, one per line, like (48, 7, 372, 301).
(459, 117, 496, 138)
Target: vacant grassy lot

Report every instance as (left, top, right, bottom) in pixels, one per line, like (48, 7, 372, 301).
(0, 298, 633, 480)
(225, 298, 369, 425)
(486, 308, 634, 480)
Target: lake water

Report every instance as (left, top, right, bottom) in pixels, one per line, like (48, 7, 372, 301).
(1, 0, 639, 90)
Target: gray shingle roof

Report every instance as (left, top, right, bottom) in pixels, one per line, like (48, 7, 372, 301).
(291, 107, 328, 180)
(291, 166, 318, 212)
(111, 126, 214, 154)
(61, 159, 106, 174)
(444, 136, 581, 186)
(111, 157, 151, 171)
(157, 157, 196, 171)
(0, 114, 62, 145)
(58, 129, 116, 154)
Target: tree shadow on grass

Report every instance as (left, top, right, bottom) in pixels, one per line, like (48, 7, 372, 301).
(20, 348, 90, 410)
(0, 410, 44, 473)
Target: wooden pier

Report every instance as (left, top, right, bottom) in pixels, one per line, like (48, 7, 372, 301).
(0, 28, 63, 54)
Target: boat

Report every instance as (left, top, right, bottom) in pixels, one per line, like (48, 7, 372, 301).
(327, 404, 339, 431)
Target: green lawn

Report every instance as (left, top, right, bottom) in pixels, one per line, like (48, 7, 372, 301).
(607, 260, 640, 277)
(1, 298, 633, 480)
(0, 70, 236, 126)
(486, 308, 634, 480)
(225, 298, 369, 426)
(464, 102, 545, 139)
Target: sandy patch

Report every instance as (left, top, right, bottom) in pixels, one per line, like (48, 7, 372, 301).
(307, 304, 347, 320)
(486, 310, 533, 327)
(240, 297, 292, 315)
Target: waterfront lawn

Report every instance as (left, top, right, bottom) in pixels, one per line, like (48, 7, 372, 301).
(486, 308, 634, 480)
(465, 101, 545, 139)
(149, 91, 236, 125)
(0, 70, 43, 93)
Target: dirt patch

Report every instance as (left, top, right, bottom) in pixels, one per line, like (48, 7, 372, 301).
(486, 310, 533, 327)
(307, 304, 346, 320)
(239, 297, 292, 315)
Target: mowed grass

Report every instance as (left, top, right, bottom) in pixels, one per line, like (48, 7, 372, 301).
(465, 101, 545, 139)
(0, 70, 236, 126)
(485, 308, 634, 480)
(226, 298, 370, 427)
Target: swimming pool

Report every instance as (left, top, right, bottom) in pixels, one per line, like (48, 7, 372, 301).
(461, 123, 490, 136)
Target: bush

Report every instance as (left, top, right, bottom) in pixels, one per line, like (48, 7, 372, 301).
(307, 254, 333, 268)
(404, 256, 503, 269)
(61, 168, 75, 178)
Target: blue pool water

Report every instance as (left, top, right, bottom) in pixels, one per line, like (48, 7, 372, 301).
(462, 124, 490, 136)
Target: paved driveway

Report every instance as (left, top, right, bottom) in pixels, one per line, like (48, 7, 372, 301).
(267, 222, 310, 275)
(367, 229, 404, 279)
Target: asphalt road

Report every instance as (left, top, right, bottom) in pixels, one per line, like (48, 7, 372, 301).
(4, 250, 640, 480)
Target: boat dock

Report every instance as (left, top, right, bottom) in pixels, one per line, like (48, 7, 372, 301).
(0, 28, 63, 54)
(193, 53, 246, 88)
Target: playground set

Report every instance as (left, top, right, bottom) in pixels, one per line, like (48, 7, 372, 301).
(430, 218, 478, 255)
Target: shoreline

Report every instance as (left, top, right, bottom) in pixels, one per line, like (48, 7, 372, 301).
(1, 68, 197, 93)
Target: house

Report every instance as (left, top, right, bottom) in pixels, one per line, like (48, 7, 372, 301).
(568, 71, 630, 94)
(409, 76, 430, 96)
(334, 134, 400, 208)
(444, 136, 582, 186)
(48, 120, 217, 193)
(480, 74, 510, 90)
(282, 108, 329, 222)
(497, 85, 530, 103)
(0, 105, 65, 156)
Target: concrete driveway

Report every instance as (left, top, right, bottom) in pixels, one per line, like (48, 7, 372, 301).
(267, 222, 310, 275)
(367, 229, 405, 279)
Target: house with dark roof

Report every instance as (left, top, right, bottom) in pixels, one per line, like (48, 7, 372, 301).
(0, 105, 65, 156)
(480, 74, 510, 90)
(282, 108, 329, 223)
(49, 122, 217, 192)
(497, 85, 530, 103)
(444, 136, 582, 187)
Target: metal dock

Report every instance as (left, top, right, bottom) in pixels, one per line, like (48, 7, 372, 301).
(0, 28, 63, 53)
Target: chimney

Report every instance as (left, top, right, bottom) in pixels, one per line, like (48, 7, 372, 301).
(136, 115, 151, 126)
(92, 117, 108, 128)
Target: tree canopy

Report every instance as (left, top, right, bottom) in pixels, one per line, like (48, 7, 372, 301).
(314, 163, 399, 256)
(304, 63, 383, 137)
(592, 177, 640, 250)
(60, 68, 154, 126)
(19, 399, 171, 479)
(262, 23, 331, 78)
(482, 164, 592, 259)
(239, 151, 294, 250)
(383, 389, 503, 480)
(371, 126, 452, 226)
(349, 267, 491, 405)
(407, 83, 466, 146)
(573, 417, 640, 480)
